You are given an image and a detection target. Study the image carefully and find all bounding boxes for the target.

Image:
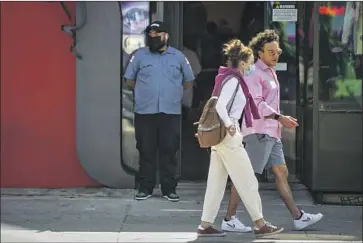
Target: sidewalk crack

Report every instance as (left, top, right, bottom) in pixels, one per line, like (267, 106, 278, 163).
(119, 200, 132, 232)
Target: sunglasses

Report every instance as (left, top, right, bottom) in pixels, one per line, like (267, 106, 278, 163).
(264, 49, 283, 56)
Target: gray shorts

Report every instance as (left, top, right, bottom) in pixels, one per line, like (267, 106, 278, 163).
(243, 133, 285, 174)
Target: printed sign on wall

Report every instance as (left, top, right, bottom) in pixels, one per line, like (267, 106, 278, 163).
(272, 3, 297, 22)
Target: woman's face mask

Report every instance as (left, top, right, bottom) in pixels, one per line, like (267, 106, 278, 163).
(240, 63, 255, 76)
(241, 56, 255, 76)
(245, 64, 256, 76)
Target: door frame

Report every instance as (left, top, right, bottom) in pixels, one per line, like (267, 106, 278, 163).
(162, 2, 183, 179)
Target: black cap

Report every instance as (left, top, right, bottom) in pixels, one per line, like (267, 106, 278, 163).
(145, 21, 168, 33)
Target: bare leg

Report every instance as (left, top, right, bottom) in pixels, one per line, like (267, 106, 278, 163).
(253, 218, 266, 228)
(201, 221, 212, 229)
(272, 164, 302, 219)
(225, 183, 239, 220)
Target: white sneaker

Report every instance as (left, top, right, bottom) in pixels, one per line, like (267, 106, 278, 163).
(293, 210, 324, 230)
(221, 216, 252, 233)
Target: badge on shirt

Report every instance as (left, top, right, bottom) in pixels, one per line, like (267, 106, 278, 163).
(270, 80, 277, 89)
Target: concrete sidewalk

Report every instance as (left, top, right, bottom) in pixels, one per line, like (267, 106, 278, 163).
(1, 183, 362, 243)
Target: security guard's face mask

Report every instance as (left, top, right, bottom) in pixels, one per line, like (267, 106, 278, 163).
(147, 32, 168, 53)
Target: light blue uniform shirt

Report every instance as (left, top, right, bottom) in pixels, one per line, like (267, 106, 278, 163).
(124, 46, 195, 115)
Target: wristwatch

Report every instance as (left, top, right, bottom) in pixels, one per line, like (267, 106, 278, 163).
(274, 114, 280, 120)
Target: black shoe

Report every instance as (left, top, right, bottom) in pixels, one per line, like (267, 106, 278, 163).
(162, 192, 180, 202)
(135, 191, 152, 200)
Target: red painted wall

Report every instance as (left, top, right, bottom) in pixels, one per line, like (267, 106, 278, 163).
(0, 2, 100, 187)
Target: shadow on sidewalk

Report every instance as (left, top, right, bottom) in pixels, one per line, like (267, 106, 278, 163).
(1, 187, 362, 242)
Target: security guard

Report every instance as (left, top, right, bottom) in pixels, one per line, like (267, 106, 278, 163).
(124, 21, 195, 202)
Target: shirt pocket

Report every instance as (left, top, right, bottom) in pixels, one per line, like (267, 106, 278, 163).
(166, 63, 182, 79)
(138, 63, 154, 80)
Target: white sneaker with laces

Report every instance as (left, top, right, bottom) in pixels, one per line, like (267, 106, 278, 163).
(293, 210, 324, 230)
(221, 216, 252, 233)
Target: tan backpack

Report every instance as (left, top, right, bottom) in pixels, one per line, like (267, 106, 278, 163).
(194, 76, 239, 148)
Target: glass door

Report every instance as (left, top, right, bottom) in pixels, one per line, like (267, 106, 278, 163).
(311, 1, 362, 192)
(179, 2, 266, 181)
(296, 2, 316, 183)
(264, 1, 300, 181)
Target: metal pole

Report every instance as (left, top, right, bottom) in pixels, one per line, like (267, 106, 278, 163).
(154, 1, 164, 190)
(312, 1, 320, 189)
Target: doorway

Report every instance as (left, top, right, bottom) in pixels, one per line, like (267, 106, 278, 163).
(179, 2, 265, 181)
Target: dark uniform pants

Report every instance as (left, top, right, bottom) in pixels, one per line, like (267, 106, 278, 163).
(134, 113, 180, 195)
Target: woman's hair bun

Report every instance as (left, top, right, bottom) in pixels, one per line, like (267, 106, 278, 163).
(223, 39, 253, 66)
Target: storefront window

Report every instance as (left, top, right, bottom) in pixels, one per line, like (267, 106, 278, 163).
(319, 1, 362, 109)
(298, 2, 314, 105)
(120, 2, 150, 70)
(296, 2, 315, 178)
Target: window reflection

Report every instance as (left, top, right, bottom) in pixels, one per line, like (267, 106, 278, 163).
(270, 21, 297, 102)
(298, 2, 315, 105)
(319, 1, 362, 109)
(296, 2, 315, 180)
(267, 2, 298, 178)
(120, 1, 151, 172)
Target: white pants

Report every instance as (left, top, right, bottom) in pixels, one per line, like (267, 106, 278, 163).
(201, 122, 264, 223)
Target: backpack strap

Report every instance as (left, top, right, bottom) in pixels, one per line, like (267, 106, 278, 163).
(238, 109, 245, 127)
(227, 80, 240, 114)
